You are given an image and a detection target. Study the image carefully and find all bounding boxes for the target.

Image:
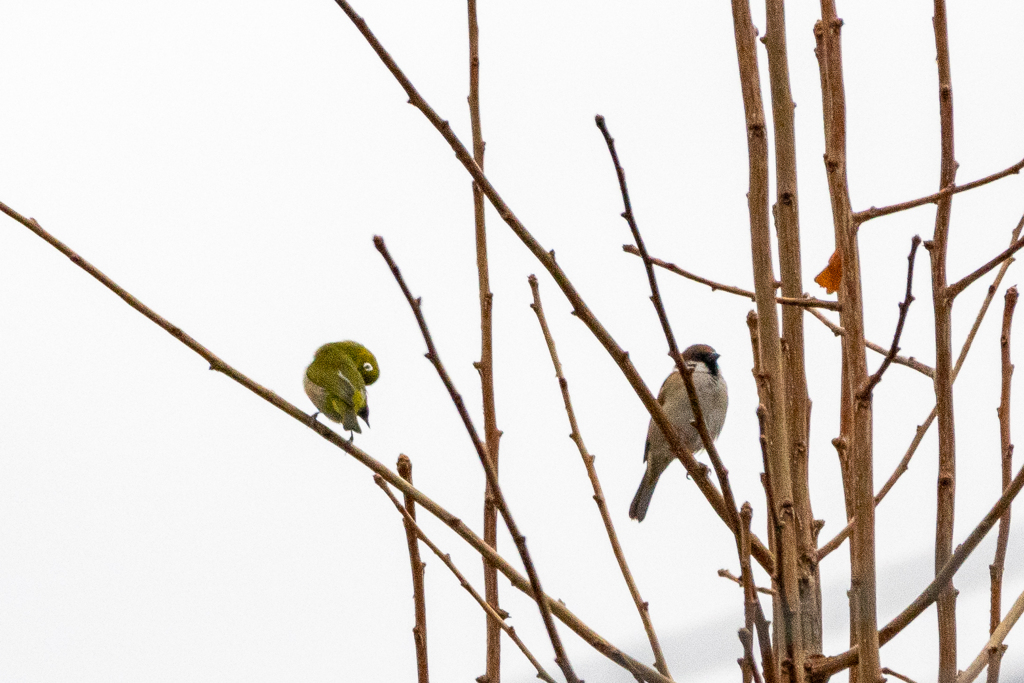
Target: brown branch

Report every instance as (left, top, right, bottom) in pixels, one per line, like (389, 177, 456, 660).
(816, 216, 1024, 562)
(465, 1, 502, 678)
(729, 0, 803, 676)
(806, 307, 933, 378)
(329, 0, 775, 578)
(816, 1, 880, 679)
(947, 234, 1024, 300)
(0, 203, 670, 683)
(989, 286, 1017, 683)
(957, 586, 1024, 683)
(858, 235, 921, 399)
(854, 155, 1024, 224)
(597, 114, 742, 540)
(739, 503, 770, 683)
(373, 236, 580, 683)
(397, 455, 429, 683)
(808, 460, 1024, 681)
(528, 274, 670, 678)
(881, 667, 919, 683)
(717, 569, 776, 597)
(373, 476, 557, 683)
(622, 245, 840, 310)
(929, 3, 960, 678)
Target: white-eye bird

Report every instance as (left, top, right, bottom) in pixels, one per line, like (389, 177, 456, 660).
(304, 341, 380, 434)
(629, 344, 728, 522)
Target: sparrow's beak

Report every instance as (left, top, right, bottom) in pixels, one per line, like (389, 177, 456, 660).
(711, 352, 721, 361)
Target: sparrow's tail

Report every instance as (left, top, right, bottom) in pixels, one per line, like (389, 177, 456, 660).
(629, 469, 662, 522)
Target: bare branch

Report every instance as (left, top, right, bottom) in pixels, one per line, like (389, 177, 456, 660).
(397, 455, 429, 683)
(739, 503, 773, 683)
(957, 586, 1024, 683)
(373, 235, 580, 683)
(808, 460, 1024, 680)
(948, 234, 1024, 300)
(0, 202, 670, 683)
(528, 274, 670, 678)
(465, 1, 502, 677)
(817, 216, 1023, 562)
(813, 307, 935, 378)
(328, 0, 775, 577)
(374, 475, 557, 683)
(623, 245, 839, 310)
(988, 286, 1017, 683)
(854, 155, 1024, 224)
(882, 667, 920, 683)
(928, 2, 960, 677)
(717, 569, 776, 597)
(858, 235, 921, 398)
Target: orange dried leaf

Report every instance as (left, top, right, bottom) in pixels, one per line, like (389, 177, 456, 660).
(814, 249, 842, 294)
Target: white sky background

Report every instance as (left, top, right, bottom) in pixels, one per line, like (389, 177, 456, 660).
(1, 1, 1023, 681)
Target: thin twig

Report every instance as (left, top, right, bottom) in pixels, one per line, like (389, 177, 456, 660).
(717, 569, 776, 597)
(816, 216, 1024, 562)
(373, 236, 580, 683)
(623, 245, 839, 310)
(397, 455, 429, 683)
(948, 235, 1024, 300)
(859, 235, 921, 398)
(956, 586, 1024, 683)
(808, 460, 1024, 681)
(854, 155, 1024, 224)
(528, 274, 671, 679)
(465, 1, 502, 678)
(806, 307, 934, 378)
(373, 475, 557, 683)
(329, 0, 775, 577)
(988, 286, 1017, 683)
(881, 667, 919, 683)
(0, 203, 669, 683)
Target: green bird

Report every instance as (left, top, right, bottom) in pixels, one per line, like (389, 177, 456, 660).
(303, 341, 380, 434)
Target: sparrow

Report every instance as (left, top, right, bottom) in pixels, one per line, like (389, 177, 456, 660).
(304, 341, 380, 435)
(629, 344, 728, 521)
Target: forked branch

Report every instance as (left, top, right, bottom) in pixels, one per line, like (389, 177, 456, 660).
(854, 155, 1024, 224)
(0, 202, 669, 683)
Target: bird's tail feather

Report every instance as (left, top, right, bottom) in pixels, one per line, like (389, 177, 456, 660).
(629, 470, 661, 522)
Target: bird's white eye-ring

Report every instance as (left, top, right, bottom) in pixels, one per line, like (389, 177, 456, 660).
(363, 362, 374, 373)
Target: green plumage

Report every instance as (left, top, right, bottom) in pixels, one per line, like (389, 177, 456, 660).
(304, 341, 380, 433)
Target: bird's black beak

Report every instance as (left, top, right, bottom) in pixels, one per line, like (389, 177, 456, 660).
(711, 352, 721, 361)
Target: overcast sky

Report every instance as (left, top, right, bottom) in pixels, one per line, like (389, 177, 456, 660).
(2, 1, 1023, 682)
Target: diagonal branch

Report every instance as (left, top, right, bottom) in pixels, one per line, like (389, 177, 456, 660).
(596, 113, 740, 533)
(528, 274, 670, 678)
(854, 155, 1024, 224)
(947, 234, 1024, 300)
(858, 235, 921, 398)
(329, 0, 775, 577)
(808, 459, 1024, 681)
(807, 307, 934, 377)
(374, 475, 558, 683)
(957, 585, 1024, 683)
(622, 245, 840, 310)
(0, 201, 671, 683)
(373, 236, 580, 683)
